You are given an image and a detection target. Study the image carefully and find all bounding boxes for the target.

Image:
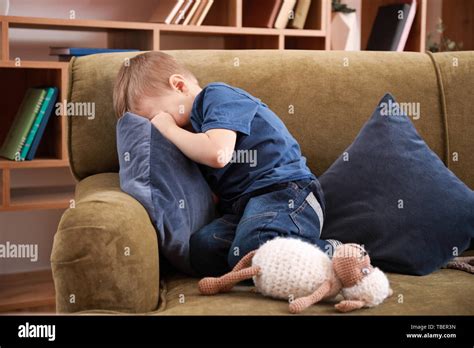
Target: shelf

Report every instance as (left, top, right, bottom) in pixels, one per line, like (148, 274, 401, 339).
(5, 185, 74, 211)
(0, 62, 67, 162)
(0, 270, 55, 313)
(161, 32, 281, 50)
(0, 158, 69, 169)
(1, 14, 328, 60)
(1, 15, 156, 30)
(158, 23, 326, 37)
(0, 60, 69, 69)
(285, 36, 326, 50)
(0, 15, 326, 37)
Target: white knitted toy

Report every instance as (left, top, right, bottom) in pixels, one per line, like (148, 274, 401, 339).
(198, 237, 392, 313)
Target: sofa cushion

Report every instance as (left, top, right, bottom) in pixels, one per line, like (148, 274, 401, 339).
(320, 93, 474, 275)
(117, 112, 215, 276)
(157, 270, 474, 315)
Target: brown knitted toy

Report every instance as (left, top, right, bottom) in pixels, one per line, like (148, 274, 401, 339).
(198, 238, 393, 313)
(443, 256, 474, 274)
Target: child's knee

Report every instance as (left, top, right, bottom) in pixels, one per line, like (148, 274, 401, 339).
(190, 228, 232, 277)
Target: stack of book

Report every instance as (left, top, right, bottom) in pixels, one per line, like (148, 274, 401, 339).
(49, 47, 140, 61)
(150, 0, 215, 26)
(243, 0, 312, 29)
(0, 87, 58, 161)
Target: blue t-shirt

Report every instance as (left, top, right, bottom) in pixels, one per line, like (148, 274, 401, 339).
(190, 82, 315, 206)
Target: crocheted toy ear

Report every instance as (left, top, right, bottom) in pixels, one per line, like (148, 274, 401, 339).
(335, 300, 366, 312)
(198, 250, 258, 295)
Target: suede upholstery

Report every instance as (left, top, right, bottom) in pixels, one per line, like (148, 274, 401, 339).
(52, 50, 474, 314)
(51, 173, 160, 313)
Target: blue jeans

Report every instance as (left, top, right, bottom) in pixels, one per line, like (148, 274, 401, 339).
(190, 179, 337, 276)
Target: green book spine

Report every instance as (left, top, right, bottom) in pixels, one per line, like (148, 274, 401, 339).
(0, 88, 47, 161)
(20, 88, 55, 160)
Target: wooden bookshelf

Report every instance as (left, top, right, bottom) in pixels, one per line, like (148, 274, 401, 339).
(0, 60, 73, 212)
(0, 2, 329, 53)
(0, 2, 331, 213)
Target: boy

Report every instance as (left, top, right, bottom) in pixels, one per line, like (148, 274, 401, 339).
(114, 52, 340, 276)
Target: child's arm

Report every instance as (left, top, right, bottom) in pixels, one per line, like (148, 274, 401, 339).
(151, 111, 236, 169)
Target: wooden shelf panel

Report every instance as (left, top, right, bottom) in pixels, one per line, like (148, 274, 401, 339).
(159, 23, 326, 37)
(0, 158, 69, 169)
(0, 60, 69, 69)
(0, 15, 326, 38)
(1, 15, 156, 30)
(9, 185, 74, 206)
(285, 36, 326, 50)
(160, 32, 281, 50)
(0, 270, 55, 313)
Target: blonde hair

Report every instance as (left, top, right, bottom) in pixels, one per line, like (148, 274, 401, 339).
(113, 51, 196, 118)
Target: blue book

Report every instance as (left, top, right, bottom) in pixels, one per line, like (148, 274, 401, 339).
(50, 47, 139, 57)
(24, 87, 58, 161)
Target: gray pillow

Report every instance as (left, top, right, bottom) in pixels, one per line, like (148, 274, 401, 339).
(117, 112, 215, 275)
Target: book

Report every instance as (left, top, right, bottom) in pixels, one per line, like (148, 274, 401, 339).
(189, 0, 208, 25)
(173, 0, 194, 24)
(50, 47, 139, 57)
(396, 0, 417, 51)
(149, 0, 185, 24)
(192, 0, 214, 26)
(288, 0, 311, 29)
(243, 0, 283, 28)
(0, 88, 47, 161)
(274, 0, 297, 29)
(366, 2, 414, 51)
(182, 0, 201, 25)
(22, 87, 58, 161)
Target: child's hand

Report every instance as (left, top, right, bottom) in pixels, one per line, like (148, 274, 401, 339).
(151, 111, 177, 136)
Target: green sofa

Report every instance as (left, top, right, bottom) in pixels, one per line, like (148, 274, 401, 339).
(51, 50, 474, 315)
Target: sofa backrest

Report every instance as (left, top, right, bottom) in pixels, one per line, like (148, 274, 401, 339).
(67, 50, 474, 189)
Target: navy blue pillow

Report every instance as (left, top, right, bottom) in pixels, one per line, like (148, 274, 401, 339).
(117, 112, 215, 276)
(320, 94, 474, 275)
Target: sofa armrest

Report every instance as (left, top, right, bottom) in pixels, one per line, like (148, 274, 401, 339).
(51, 173, 160, 313)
